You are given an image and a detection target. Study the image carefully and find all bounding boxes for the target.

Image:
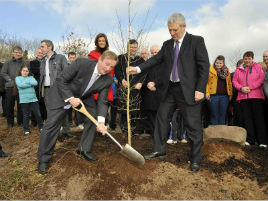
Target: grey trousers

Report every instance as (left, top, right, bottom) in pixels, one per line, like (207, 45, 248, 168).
(44, 87, 70, 133)
(37, 104, 97, 163)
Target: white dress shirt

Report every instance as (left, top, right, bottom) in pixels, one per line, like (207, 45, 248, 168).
(44, 55, 52, 86)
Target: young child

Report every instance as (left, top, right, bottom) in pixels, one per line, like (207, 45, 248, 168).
(15, 65, 43, 135)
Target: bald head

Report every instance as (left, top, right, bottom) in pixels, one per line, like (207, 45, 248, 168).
(150, 45, 160, 56)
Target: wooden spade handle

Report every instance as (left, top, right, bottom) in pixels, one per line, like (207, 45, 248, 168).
(72, 99, 123, 150)
(72, 99, 99, 126)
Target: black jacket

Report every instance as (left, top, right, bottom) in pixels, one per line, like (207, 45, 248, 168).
(0, 62, 5, 92)
(115, 54, 146, 87)
(30, 59, 41, 97)
(139, 33, 210, 105)
(141, 62, 164, 111)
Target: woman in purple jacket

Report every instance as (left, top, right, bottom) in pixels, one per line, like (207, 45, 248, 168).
(232, 51, 267, 147)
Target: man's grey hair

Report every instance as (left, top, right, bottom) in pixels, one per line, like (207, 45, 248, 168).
(167, 13, 186, 26)
(150, 45, 160, 52)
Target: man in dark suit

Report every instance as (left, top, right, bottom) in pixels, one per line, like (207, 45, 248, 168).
(140, 45, 164, 137)
(115, 39, 145, 135)
(37, 50, 118, 174)
(30, 48, 47, 122)
(128, 13, 210, 172)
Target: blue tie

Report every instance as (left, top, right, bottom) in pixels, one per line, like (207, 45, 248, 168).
(171, 41, 180, 82)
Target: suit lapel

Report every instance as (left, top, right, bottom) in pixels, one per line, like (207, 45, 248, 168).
(81, 65, 95, 95)
(179, 32, 190, 58)
(168, 39, 174, 61)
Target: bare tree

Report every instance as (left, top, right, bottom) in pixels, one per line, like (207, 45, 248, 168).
(112, 0, 155, 145)
(0, 30, 21, 62)
(56, 29, 93, 57)
(0, 29, 41, 62)
(228, 49, 243, 71)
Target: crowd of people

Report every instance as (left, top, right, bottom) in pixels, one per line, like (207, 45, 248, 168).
(0, 12, 268, 174)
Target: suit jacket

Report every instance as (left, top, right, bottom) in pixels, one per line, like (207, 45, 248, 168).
(49, 58, 113, 118)
(115, 54, 145, 87)
(139, 32, 210, 105)
(141, 62, 164, 110)
(30, 59, 41, 97)
(39, 52, 68, 96)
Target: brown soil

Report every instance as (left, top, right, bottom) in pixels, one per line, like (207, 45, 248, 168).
(0, 116, 267, 200)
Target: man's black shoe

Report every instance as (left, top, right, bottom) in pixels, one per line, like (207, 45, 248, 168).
(190, 162, 200, 172)
(63, 132, 74, 138)
(38, 162, 48, 174)
(144, 152, 166, 160)
(76, 150, 98, 162)
(0, 151, 12, 157)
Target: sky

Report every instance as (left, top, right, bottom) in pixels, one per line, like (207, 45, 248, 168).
(0, 0, 268, 71)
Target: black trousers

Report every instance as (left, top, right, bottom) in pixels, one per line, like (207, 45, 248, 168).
(0, 143, 4, 155)
(201, 100, 210, 128)
(120, 111, 143, 134)
(171, 110, 185, 141)
(232, 101, 244, 127)
(0, 91, 6, 116)
(240, 99, 267, 145)
(141, 109, 157, 136)
(5, 88, 22, 125)
(109, 99, 118, 130)
(21, 102, 43, 132)
(118, 89, 143, 134)
(152, 82, 203, 164)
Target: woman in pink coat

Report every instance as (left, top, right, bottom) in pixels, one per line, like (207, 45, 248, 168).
(232, 51, 267, 147)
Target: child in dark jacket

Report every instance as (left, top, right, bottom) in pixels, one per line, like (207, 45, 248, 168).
(15, 65, 43, 135)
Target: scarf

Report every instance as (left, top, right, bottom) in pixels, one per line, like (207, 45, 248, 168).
(214, 65, 229, 79)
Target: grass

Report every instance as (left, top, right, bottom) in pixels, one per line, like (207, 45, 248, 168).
(0, 160, 46, 200)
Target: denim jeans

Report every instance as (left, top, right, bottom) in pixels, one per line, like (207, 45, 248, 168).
(21, 102, 43, 132)
(208, 94, 229, 125)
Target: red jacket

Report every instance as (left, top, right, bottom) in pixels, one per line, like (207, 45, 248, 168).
(88, 50, 114, 101)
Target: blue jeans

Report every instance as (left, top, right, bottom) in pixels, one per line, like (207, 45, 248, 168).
(21, 102, 43, 132)
(208, 95, 229, 125)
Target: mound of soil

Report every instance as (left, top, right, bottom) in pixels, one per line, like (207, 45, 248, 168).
(0, 116, 267, 200)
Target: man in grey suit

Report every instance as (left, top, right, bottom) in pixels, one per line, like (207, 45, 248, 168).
(39, 40, 73, 139)
(128, 13, 210, 172)
(37, 50, 118, 174)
